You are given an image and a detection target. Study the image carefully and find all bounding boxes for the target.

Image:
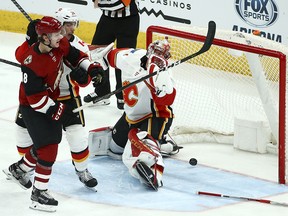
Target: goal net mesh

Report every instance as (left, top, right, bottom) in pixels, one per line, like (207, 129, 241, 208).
(146, 25, 287, 184)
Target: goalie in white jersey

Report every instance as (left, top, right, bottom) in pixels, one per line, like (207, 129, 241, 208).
(89, 38, 182, 190)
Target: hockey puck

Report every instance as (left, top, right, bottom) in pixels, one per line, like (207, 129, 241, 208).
(189, 158, 197, 166)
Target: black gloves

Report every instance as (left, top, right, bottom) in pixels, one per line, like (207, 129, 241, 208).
(88, 62, 105, 85)
(46, 102, 67, 121)
(70, 67, 89, 85)
(26, 19, 40, 46)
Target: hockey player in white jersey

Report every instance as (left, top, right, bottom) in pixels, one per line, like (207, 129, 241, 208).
(88, 38, 182, 190)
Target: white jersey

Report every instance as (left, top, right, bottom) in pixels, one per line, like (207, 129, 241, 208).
(108, 48, 175, 123)
(59, 35, 90, 98)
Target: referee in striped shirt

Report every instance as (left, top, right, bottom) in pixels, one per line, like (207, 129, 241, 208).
(90, 0, 140, 110)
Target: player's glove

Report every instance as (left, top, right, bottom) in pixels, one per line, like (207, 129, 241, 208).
(26, 19, 40, 46)
(70, 67, 89, 85)
(46, 102, 66, 121)
(88, 62, 105, 85)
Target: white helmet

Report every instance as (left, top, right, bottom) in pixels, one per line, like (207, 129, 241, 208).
(146, 37, 171, 60)
(54, 8, 79, 27)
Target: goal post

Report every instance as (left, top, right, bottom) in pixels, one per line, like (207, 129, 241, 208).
(146, 25, 287, 184)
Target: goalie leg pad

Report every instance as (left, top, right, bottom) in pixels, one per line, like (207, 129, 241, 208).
(125, 128, 164, 189)
(106, 138, 123, 160)
(128, 128, 160, 158)
(135, 160, 159, 191)
(137, 151, 157, 167)
(88, 127, 112, 156)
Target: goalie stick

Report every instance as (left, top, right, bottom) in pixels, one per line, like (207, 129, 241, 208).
(73, 20, 216, 113)
(197, 191, 288, 207)
(11, 0, 32, 22)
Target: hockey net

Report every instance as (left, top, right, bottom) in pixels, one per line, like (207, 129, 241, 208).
(146, 25, 287, 184)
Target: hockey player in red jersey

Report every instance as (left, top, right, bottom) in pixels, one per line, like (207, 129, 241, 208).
(11, 8, 99, 193)
(88, 38, 182, 190)
(5, 16, 104, 212)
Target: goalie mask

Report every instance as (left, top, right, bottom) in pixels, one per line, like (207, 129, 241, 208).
(146, 38, 171, 69)
(146, 38, 171, 60)
(54, 7, 79, 28)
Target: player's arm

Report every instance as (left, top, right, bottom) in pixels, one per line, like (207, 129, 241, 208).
(61, 38, 104, 85)
(15, 41, 30, 63)
(147, 56, 176, 105)
(106, 48, 130, 69)
(22, 66, 55, 113)
(15, 19, 40, 63)
(22, 65, 76, 122)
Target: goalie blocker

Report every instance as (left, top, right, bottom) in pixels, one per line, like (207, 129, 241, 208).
(88, 127, 182, 158)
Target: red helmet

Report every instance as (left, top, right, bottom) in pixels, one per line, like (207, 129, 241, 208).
(36, 16, 62, 35)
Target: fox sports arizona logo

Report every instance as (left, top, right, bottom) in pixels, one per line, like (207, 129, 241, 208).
(235, 0, 278, 27)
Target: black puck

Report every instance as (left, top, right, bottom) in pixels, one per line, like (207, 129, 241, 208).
(189, 158, 197, 166)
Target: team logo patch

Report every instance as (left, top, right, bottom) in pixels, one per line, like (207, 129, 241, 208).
(23, 55, 32, 65)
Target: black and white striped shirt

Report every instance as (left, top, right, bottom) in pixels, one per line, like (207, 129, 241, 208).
(97, 0, 139, 18)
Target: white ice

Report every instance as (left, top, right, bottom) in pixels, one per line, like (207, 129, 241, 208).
(0, 31, 288, 216)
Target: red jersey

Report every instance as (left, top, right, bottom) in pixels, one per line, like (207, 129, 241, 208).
(15, 37, 89, 113)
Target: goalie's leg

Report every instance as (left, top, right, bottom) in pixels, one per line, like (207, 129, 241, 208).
(138, 117, 183, 157)
(123, 128, 164, 190)
(88, 113, 129, 159)
(88, 126, 124, 159)
(135, 160, 159, 191)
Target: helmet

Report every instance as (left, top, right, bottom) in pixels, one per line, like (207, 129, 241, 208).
(147, 37, 171, 60)
(36, 16, 62, 35)
(54, 8, 79, 27)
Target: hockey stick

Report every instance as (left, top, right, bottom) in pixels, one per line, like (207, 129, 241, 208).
(11, 0, 32, 22)
(0, 58, 20, 68)
(197, 191, 288, 207)
(73, 20, 216, 113)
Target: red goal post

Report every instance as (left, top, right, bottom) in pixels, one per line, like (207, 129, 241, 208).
(146, 25, 287, 184)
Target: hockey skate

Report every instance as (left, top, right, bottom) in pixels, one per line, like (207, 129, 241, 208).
(84, 92, 110, 106)
(3, 168, 34, 181)
(76, 169, 98, 191)
(3, 162, 32, 190)
(30, 186, 58, 212)
(160, 140, 183, 157)
(135, 160, 160, 191)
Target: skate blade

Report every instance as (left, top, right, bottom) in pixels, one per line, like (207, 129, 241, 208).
(2, 169, 12, 180)
(85, 185, 97, 192)
(93, 102, 110, 106)
(2, 169, 31, 190)
(135, 162, 158, 191)
(30, 201, 57, 212)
